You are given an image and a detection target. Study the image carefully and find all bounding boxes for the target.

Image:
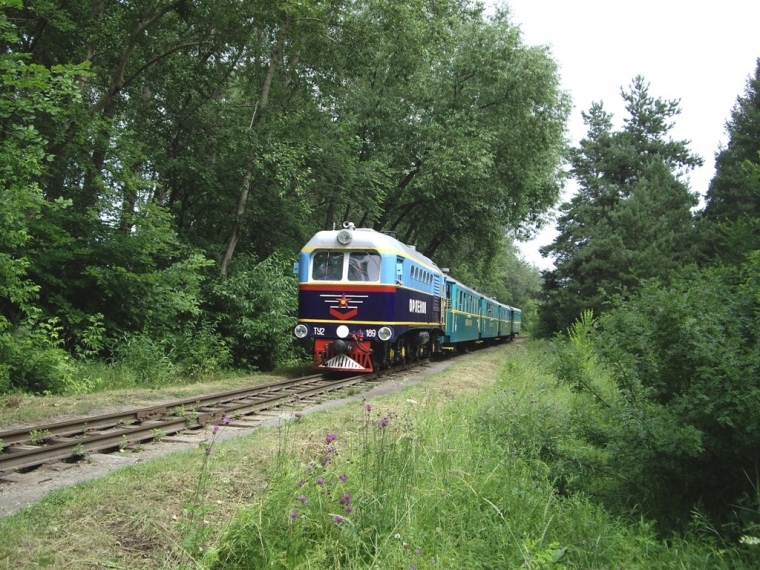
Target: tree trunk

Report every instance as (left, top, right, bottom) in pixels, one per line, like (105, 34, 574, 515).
(220, 24, 287, 277)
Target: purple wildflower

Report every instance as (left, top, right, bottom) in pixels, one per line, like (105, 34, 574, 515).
(339, 474, 348, 483)
(378, 417, 389, 427)
(298, 495, 308, 504)
(333, 515, 344, 524)
(223, 416, 232, 425)
(213, 425, 220, 433)
(339, 493, 352, 505)
(365, 404, 372, 412)
(322, 455, 331, 466)
(325, 432, 338, 444)
(289, 511, 298, 519)
(295, 412, 303, 420)
(317, 477, 325, 485)
(345, 506, 353, 514)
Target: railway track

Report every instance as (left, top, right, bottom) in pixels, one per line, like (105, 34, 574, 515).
(0, 370, 392, 476)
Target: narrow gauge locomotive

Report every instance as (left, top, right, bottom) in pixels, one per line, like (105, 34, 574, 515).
(293, 223, 521, 373)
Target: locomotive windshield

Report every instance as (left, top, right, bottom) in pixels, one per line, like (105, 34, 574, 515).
(311, 251, 380, 281)
(348, 252, 381, 281)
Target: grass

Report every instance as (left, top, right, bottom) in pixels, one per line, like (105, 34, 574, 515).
(0, 342, 755, 569)
(0, 369, 291, 429)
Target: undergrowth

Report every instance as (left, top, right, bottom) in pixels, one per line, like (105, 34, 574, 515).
(188, 345, 756, 569)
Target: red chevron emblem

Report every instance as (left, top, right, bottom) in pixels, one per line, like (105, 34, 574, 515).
(330, 307, 358, 320)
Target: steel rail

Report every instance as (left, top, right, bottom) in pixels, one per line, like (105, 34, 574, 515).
(0, 373, 366, 473)
(0, 374, 326, 447)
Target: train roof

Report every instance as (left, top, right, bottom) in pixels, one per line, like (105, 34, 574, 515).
(445, 275, 513, 309)
(301, 227, 442, 273)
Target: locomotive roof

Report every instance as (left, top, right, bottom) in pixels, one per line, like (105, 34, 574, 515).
(302, 227, 442, 273)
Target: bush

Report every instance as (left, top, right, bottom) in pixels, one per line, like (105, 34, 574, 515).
(210, 253, 298, 371)
(0, 315, 83, 394)
(171, 318, 232, 378)
(109, 332, 177, 386)
(553, 262, 760, 530)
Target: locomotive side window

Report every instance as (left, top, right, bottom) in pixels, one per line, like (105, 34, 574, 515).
(348, 252, 381, 281)
(312, 251, 344, 280)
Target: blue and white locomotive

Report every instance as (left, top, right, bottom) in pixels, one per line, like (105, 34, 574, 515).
(293, 223, 521, 373)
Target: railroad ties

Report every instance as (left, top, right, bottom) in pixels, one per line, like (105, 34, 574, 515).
(0, 371, 379, 478)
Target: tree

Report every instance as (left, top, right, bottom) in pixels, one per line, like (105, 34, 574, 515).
(0, 0, 90, 391)
(0, 0, 571, 389)
(539, 77, 701, 335)
(296, 3, 570, 259)
(701, 58, 760, 264)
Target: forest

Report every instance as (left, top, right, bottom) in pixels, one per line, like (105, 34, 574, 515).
(2, 0, 760, 554)
(1, 0, 561, 394)
(536, 64, 760, 536)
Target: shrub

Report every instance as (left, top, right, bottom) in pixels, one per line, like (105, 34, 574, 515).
(109, 332, 176, 386)
(555, 262, 760, 530)
(210, 253, 298, 371)
(171, 318, 232, 378)
(0, 315, 81, 394)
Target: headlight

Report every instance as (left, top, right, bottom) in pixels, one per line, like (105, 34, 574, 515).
(336, 325, 349, 338)
(337, 229, 353, 245)
(378, 327, 393, 341)
(294, 324, 309, 339)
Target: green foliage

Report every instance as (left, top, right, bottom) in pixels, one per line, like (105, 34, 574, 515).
(211, 254, 299, 371)
(170, 318, 232, 378)
(552, 310, 604, 396)
(549, 264, 760, 528)
(207, 360, 752, 570)
(101, 318, 231, 388)
(539, 77, 701, 335)
(1, 0, 567, 392)
(109, 332, 177, 386)
(211, 401, 561, 569)
(0, 315, 81, 394)
(701, 58, 760, 263)
(0, 3, 92, 393)
(42, 202, 216, 340)
(29, 429, 50, 445)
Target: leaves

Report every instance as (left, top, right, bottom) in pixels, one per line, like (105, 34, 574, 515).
(701, 58, 760, 262)
(539, 77, 700, 334)
(1, 0, 567, 391)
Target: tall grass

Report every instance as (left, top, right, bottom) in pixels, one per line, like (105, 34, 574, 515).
(199, 345, 753, 569)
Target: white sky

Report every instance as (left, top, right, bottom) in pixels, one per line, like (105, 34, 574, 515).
(504, 0, 760, 269)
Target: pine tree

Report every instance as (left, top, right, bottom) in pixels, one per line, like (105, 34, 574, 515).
(539, 77, 701, 335)
(701, 58, 760, 264)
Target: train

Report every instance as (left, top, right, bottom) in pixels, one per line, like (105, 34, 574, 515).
(293, 223, 521, 373)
